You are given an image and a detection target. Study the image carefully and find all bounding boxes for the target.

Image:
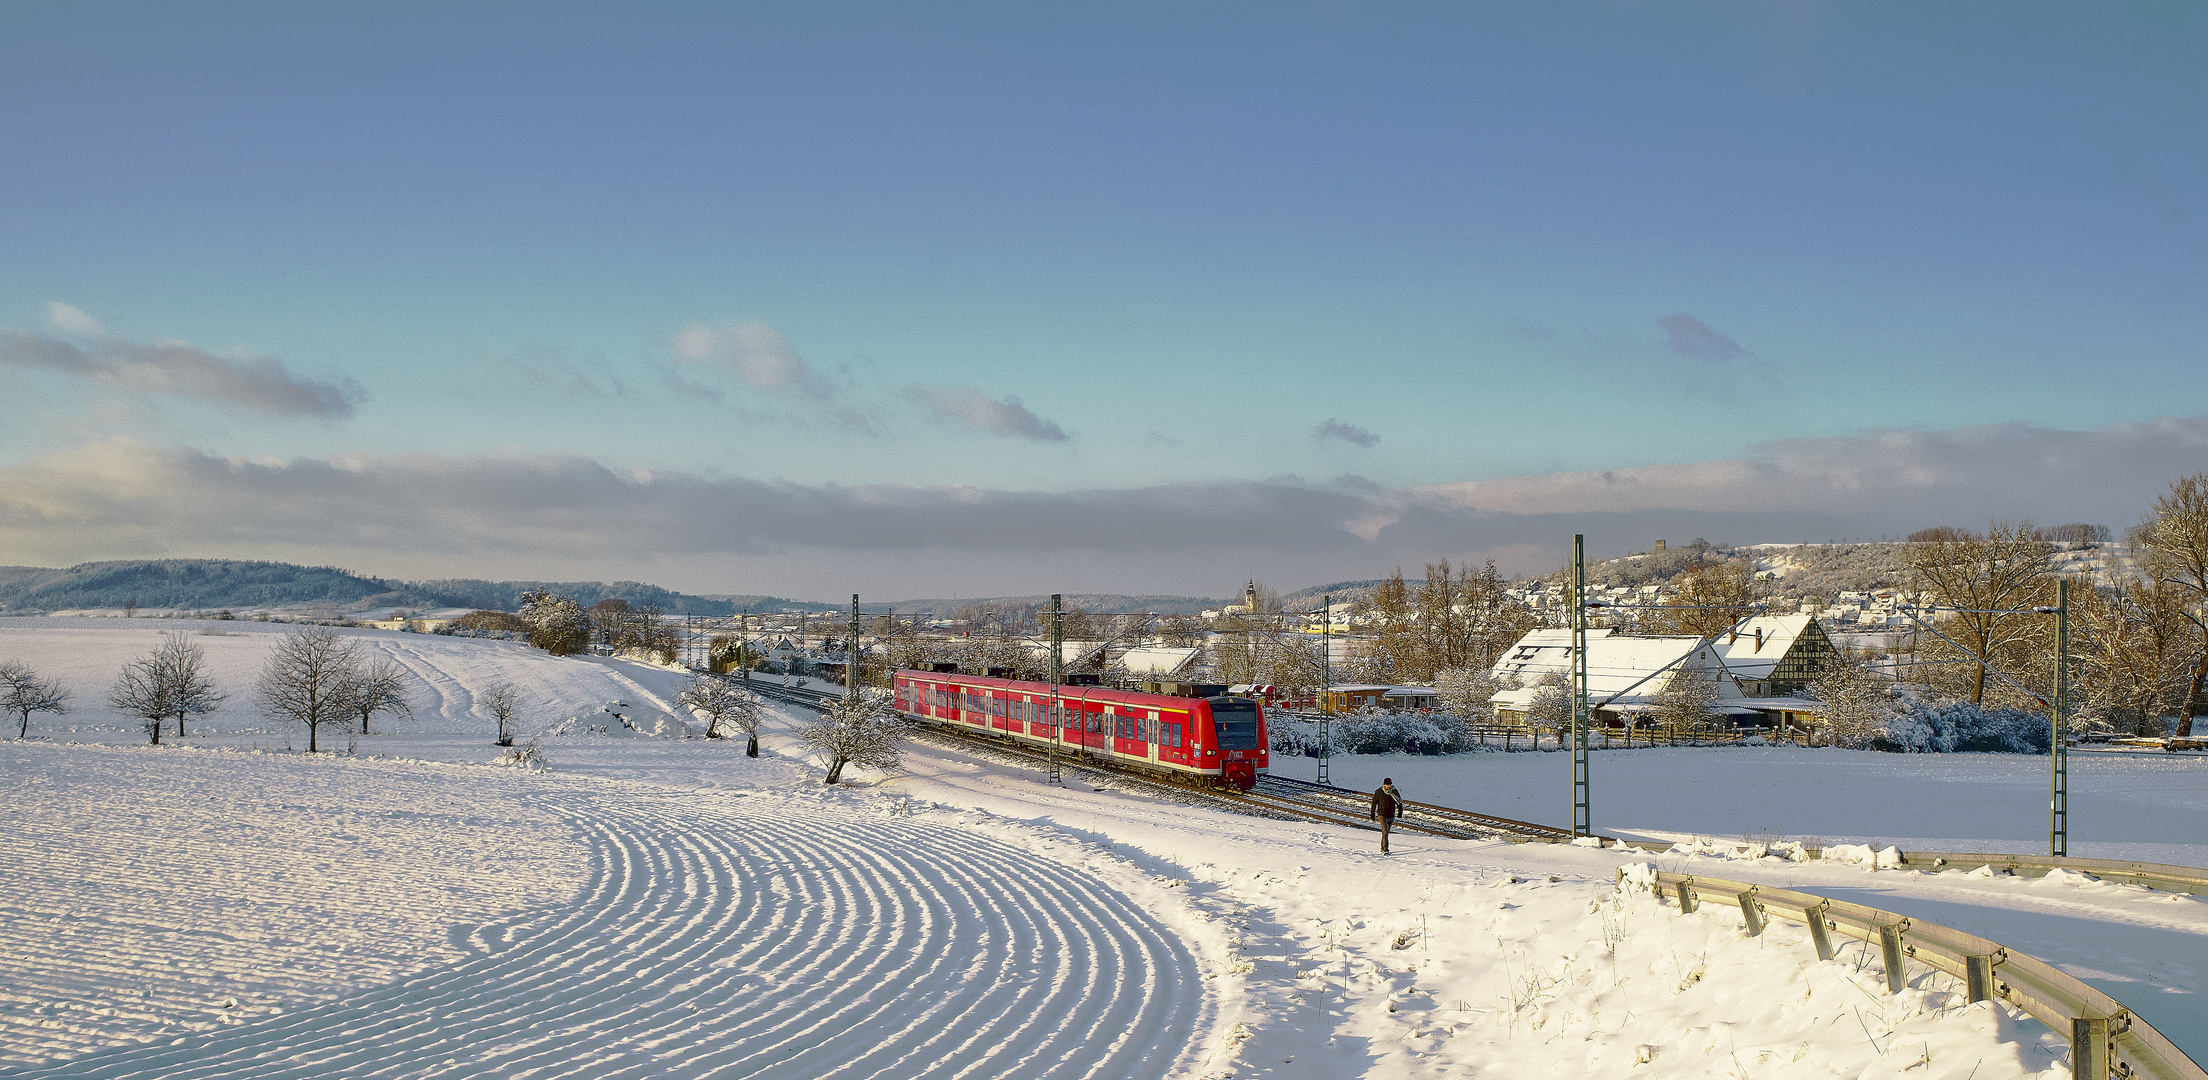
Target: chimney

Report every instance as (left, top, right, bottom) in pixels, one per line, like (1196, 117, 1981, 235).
(1755, 628, 1765, 652)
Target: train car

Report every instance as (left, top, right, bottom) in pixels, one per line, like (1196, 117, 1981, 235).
(890, 669, 1268, 789)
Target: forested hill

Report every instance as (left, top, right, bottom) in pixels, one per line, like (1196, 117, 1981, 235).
(0, 561, 398, 612)
(404, 578, 749, 615)
(0, 560, 775, 615)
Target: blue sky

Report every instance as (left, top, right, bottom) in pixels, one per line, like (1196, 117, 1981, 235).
(3, 3, 2205, 598)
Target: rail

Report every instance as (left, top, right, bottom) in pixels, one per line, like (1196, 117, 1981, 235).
(1256, 774, 1574, 841)
(1622, 868, 2206, 1080)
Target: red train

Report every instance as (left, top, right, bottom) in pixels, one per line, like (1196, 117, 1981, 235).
(891, 669, 1269, 789)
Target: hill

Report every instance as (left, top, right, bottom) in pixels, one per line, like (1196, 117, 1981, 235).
(0, 559, 772, 616)
(0, 560, 403, 613)
(875, 592, 1221, 617)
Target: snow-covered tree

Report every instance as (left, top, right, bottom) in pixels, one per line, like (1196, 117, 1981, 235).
(1649, 670, 1720, 733)
(1432, 666, 1498, 723)
(339, 656, 414, 735)
(109, 632, 225, 745)
(1806, 659, 1889, 748)
(257, 626, 360, 753)
(798, 692, 909, 784)
(519, 591, 591, 656)
(482, 682, 524, 747)
(1525, 671, 1573, 737)
(679, 675, 765, 755)
(2, 661, 69, 738)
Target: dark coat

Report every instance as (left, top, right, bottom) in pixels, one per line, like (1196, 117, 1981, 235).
(1370, 784, 1402, 821)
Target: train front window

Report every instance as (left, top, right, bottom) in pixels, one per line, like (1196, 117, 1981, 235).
(1207, 698, 1260, 749)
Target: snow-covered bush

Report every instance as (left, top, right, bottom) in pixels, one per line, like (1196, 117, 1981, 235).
(1268, 706, 1484, 756)
(433, 625, 527, 641)
(1873, 699, 2051, 754)
(495, 737, 547, 772)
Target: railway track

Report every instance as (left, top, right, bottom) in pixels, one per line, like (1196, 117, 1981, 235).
(1254, 774, 1575, 842)
(734, 676, 1573, 843)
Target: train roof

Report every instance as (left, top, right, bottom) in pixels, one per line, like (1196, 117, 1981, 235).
(895, 668, 1245, 708)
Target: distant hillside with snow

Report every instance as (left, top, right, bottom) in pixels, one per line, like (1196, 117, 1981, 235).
(0, 559, 779, 616)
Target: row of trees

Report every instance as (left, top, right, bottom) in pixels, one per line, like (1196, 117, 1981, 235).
(1881, 474, 2208, 737)
(5, 630, 416, 750)
(1349, 559, 1539, 685)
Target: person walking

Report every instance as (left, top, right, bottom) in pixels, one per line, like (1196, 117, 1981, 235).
(1369, 777, 1403, 854)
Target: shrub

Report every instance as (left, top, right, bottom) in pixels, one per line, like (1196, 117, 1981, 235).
(1269, 706, 1480, 756)
(1873, 699, 2051, 754)
(452, 609, 530, 633)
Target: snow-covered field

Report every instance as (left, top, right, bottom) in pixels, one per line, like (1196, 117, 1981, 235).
(3, 617, 2202, 1078)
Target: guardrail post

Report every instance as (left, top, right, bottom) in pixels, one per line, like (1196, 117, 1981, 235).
(1739, 892, 1765, 937)
(1675, 881, 1697, 913)
(1965, 954, 1994, 1003)
(2071, 1016, 2110, 1080)
(1878, 924, 1908, 992)
(1806, 906, 1834, 961)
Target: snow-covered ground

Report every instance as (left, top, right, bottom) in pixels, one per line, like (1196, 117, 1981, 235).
(3, 617, 2201, 1078)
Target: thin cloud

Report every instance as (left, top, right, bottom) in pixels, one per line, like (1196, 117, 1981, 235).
(508, 349, 628, 398)
(1659, 313, 1747, 364)
(910, 385, 1068, 441)
(0, 318, 362, 418)
(1313, 419, 1380, 448)
(45, 301, 103, 335)
(672, 320, 827, 397)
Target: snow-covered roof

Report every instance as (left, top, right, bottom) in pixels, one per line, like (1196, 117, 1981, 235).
(1116, 646, 1201, 675)
(1490, 627, 1741, 708)
(1709, 615, 1815, 679)
(1021, 639, 1109, 666)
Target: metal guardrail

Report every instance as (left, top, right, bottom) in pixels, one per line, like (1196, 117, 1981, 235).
(1622, 869, 2207, 1080)
(1883, 851, 2208, 896)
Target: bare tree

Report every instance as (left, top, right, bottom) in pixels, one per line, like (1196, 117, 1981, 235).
(2138, 473, 2208, 736)
(339, 656, 414, 735)
(1905, 521, 2053, 706)
(2, 661, 69, 738)
(109, 632, 225, 745)
(256, 626, 361, 753)
(1350, 561, 1536, 684)
(1645, 560, 1757, 638)
(798, 693, 909, 784)
(678, 675, 765, 755)
(482, 682, 524, 747)
(2071, 573, 2189, 735)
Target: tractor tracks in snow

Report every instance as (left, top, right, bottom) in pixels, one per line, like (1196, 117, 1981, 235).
(20, 791, 1209, 1080)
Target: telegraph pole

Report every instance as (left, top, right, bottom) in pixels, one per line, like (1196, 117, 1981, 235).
(847, 594, 860, 702)
(1047, 594, 1065, 784)
(1319, 593, 1332, 786)
(1571, 534, 1592, 837)
(2052, 579, 2069, 858)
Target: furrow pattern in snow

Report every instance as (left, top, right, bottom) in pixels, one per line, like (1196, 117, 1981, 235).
(18, 793, 1205, 1080)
